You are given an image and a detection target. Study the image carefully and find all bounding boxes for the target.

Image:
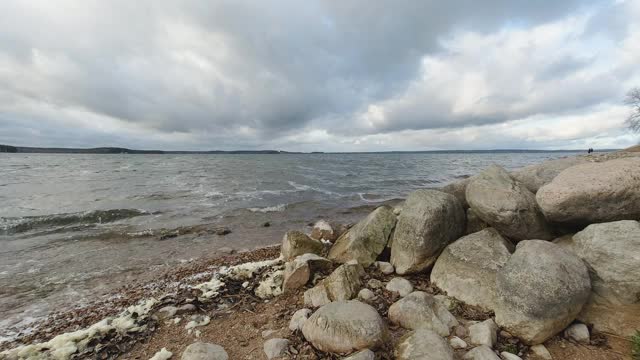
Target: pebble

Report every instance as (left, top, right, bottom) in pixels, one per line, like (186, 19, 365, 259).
(385, 277, 413, 297)
(367, 279, 383, 289)
(289, 308, 312, 331)
(501, 352, 523, 360)
(462, 345, 500, 360)
(374, 261, 394, 275)
(468, 319, 498, 348)
(450, 336, 468, 349)
(358, 288, 376, 302)
(263, 338, 290, 360)
(564, 323, 590, 344)
(530, 344, 552, 360)
(176, 304, 197, 315)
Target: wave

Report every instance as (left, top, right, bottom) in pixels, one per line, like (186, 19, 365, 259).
(247, 204, 287, 213)
(0, 209, 150, 235)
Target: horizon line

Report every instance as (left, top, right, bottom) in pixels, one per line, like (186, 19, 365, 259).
(0, 143, 618, 154)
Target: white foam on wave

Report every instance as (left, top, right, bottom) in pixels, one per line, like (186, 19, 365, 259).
(247, 204, 287, 213)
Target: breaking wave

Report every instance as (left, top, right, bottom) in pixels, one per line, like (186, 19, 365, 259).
(0, 209, 150, 235)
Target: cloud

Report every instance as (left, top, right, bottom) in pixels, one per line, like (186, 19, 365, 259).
(0, 0, 637, 151)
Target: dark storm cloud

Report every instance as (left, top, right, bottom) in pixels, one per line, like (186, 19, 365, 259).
(0, 0, 636, 150)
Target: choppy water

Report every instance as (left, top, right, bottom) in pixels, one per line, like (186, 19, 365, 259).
(0, 152, 579, 342)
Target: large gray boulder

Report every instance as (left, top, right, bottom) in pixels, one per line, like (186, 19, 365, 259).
(465, 208, 489, 235)
(560, 221, 640, 305)
(302, 301, 387, 354)
(181, 342, 228, 360)
(388, 291, 458, 336)
(466, 165, 553, 241)
(328, 206, 396, 266)
(391, 190, 465, 274)
(556, 220, 640, 337)
(441, 177, 473, 209)
(511, 157, 587, 193)
(431, 228, 514, 311)
(536, 157, 640, 224)
(395, 328, 454, 360)
(281, 231, 324, 261)
(494, 241, 591, 344)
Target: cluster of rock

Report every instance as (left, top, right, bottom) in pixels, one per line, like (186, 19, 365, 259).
(6, 151, 637, 360)
(255, 151, 640, 358)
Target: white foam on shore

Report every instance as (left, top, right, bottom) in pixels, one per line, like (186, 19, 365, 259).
(1, 299, 157, 360)
(1, 256, 284, 359)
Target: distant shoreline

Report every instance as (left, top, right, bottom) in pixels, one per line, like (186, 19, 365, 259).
(0, 144, 615, 155)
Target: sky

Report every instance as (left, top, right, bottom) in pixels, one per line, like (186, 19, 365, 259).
(0, 0, 639, 152)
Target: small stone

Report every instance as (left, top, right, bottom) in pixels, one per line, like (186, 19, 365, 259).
(343, 349, 375, 360)
(262, 329, 279, 339)
(149, 348, 173, 360)
(450, 336, 468, 349)
(218, 247, 235, 254)
(214, 227, 232, 236)
(176, 304, 197, 315)
(358, 288, 376, 302)
(454, 325, 468, 338)
(367, 279, 383, 289)
(181, 342, 228, 360)
(375, 261, 394, 275)
(501, 352, 523, 360)
(389, 291, 458, 336)
(386, 277, 413, 297)
(157, 306, 178, 320)
(289, 308, 312, 332)
(564, 323, 590, 344)
(462, 345, 500, 360)
(264, 338, 290, 360)
(396, 328, 454, 360)
(469, 319, 498, 348)
(530, 345, 552, 360)
(263, 222, 271, 227)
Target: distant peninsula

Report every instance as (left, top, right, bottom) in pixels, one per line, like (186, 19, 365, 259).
(0, 144, 298, 154)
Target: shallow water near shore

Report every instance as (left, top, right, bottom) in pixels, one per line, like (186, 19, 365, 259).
(0, 151, 580, 343)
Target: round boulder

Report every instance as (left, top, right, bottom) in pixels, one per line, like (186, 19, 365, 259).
(388, 291, 458, 336)
(430, 228, 514, 311)
(556, 220, 640, 337)
(466, 165, 553, 241)
(494, 240, 591, 344)
(391, 189, 465, 274)
(328, 206, 396, 266)
(511, 157, 587, 193)
(395, 328, 454, 360)
(302, 301, 387, 354)
(536, 157, 640, 224)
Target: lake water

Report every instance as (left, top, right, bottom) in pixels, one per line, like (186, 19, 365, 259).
(0, 151, 579, 343)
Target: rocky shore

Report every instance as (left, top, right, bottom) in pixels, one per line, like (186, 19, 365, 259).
(2, 150, 640, 360)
